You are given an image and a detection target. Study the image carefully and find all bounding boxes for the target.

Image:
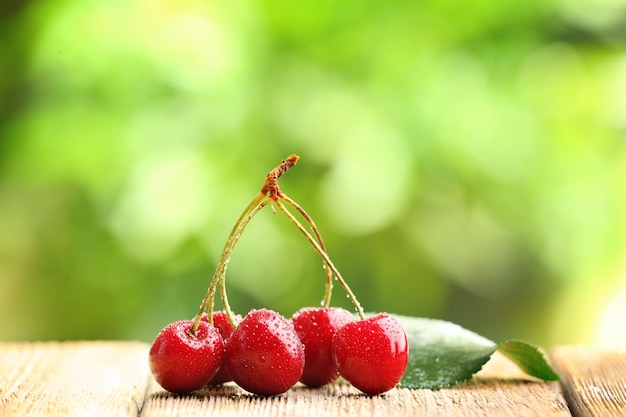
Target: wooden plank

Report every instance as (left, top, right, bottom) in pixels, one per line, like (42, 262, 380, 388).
(0, 342, 571, 417)
(552, 346, 626, 417)
(141, 381, 568, 417)
(140, 352, 570, 417)
(0, 341, 151, 417)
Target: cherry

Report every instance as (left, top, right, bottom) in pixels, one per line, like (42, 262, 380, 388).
(224, 308, 305, 396)
(332, 313, 409, 395)
(203, 311, 242, 385)
(149, 319, 224, 393)
(178, 155, 410, 397)
(291, 307, 354, 387)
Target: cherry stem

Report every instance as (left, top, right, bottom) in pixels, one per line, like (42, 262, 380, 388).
(274, 199, 365, 320)
(280, 193, 333, 308)
(217, 196, 270, 327)
(191, 155, 301, 333)
(191, 191, 269, 332)
(192, 153, 361, 333)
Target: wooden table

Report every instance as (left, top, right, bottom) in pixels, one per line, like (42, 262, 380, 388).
(0, 342, 624, 416)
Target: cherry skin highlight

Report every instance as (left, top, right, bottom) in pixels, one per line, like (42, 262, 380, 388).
(224, 309, 305, 396)
(203, 311, 242, 385)
(149, 320, 224, 393)
(292, 307, 354, 387)
(332, 313, 409, 395)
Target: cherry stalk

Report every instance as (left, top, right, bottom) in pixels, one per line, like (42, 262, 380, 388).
(274, 199, 365, 319)
(263, 156, 363, 316)
(192, 155, 334, 331)
(192, 154, 366, 334)
(191, 191, 269, 332)
(279, 194, 334, 308)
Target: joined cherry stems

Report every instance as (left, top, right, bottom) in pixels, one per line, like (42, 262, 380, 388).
(191, 155, 365, 334)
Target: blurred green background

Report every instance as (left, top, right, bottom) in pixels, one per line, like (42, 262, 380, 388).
(1, 0, 625, 348)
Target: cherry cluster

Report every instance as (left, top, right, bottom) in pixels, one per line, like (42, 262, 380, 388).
(148, 155, 409, 396)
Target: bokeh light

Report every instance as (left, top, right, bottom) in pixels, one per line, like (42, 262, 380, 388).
(1, 0, 625, 347)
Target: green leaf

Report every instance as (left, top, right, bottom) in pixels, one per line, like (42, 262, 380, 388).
(394, 315, 559, 389)
(497, 340, 560, 381)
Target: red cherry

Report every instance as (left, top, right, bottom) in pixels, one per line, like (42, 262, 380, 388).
(332, 313, 409, 395)
(149, 320, 224, 393)
(203, 311, 242, 385)
(224, 308, 305, 396)
(291, 307, 354, 387)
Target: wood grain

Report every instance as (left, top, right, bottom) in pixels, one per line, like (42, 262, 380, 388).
(0, 342, 571, 417)
(141, 378, 568, 417)
(0, 342, 151, 417)
(552, 346, 626, 417)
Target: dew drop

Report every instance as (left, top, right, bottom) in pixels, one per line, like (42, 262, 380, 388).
(259, 355, 266, 362)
